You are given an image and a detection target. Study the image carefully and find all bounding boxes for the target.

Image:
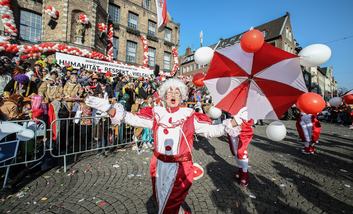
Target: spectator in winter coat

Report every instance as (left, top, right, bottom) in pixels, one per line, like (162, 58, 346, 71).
(114, 76, 126, 100)
(95, 78, 115, 98)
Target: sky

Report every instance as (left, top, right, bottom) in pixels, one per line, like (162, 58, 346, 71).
(167, 0, 353, 90)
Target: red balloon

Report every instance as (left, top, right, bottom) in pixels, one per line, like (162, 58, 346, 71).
(193, 73, 205, 87)
(344, 95, 353, 104)
(297, 92, 325, 114)
(240, 30, 264, 53)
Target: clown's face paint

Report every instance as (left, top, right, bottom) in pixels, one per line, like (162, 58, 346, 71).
(165, 86, 181, 108)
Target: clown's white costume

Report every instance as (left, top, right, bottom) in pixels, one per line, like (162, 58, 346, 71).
(227, 124, 253, 186)
(86, 79, 248, 214)
(296, 111, 321, 154)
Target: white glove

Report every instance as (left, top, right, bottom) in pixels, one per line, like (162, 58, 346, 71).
(233, 107, 248, 125)
(85, 92, 111, 112)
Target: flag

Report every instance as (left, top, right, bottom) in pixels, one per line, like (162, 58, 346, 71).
(156, 0, 168, 28)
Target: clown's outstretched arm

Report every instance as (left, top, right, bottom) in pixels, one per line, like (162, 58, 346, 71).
(195, 107, 248, 138)
(85, 95, 153, 129)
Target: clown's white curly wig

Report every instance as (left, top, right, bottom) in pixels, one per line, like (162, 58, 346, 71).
(159, 78, 188, 101)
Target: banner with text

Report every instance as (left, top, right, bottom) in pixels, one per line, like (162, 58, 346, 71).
(55, 52, 153, 77)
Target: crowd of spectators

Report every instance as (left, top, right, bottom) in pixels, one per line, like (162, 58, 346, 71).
(0, 53, 216, 154)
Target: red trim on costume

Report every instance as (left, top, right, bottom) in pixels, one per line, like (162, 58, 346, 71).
(154, 151, 192, 162)
(296, 113, 321, 142)
(135, 106, 154, 119)
(193, 112, 212, 125)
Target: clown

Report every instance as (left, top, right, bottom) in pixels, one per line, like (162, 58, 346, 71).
(296, 111, 321, 154)
(86, 78, 248, 214)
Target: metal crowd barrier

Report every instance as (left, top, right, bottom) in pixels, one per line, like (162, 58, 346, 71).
(0, 119, 47, 188)
(49, 115, 153, 172)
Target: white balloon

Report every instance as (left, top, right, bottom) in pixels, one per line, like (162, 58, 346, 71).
(209, 106, 222, 119)
(266, 121, 287, 141)
(298, 44, 332, 67)
(194, 47, 214, 65)
(328, 97, 342, 107)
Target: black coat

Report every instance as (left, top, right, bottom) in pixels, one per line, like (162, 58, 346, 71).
(3, 79, 38, 97)
(95, 83, 115, 98)
(137, 87, 148, 100)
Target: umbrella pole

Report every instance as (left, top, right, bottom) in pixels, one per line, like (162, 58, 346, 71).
(243, 79, 252, 107)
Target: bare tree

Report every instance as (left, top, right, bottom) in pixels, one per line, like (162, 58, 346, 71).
(337, 87, 348, 96)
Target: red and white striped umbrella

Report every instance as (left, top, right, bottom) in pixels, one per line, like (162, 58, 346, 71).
(203, 42, 308, 120)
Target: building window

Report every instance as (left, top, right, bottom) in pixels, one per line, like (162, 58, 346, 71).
(113, 37, 118, 60)
(109, 4, 120, 23)
(20, 10, 42, 43)
(164, 52, 171, 70)
(165, 28, 172, 42)
(148, 21, 156, 36)
(195, 64, 199, 70)
(190, 64, 194, 71)
(286, 27, 292, 42)
(142, 0, 151, 10)
(128, 12, 138, 30)
(148, 47, 156, 67)
(126, 41, 137, 63)
(284, 42, 288, 52)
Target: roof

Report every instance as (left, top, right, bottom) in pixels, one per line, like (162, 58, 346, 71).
(209, 14, 288, 51)
(318, 67, 327, 76)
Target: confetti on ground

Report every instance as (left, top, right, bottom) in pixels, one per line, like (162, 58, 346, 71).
(215, 189, 220, 192)
(344, 184, 351, 187)
(98, 202, 106, 207)
(340, 169, 348, 172)
(47, 182, 50, 185)
(57, 204, 63, 208)
(96, 200, 102, 204)
(136, 174, 141, 176)
(285, 178, 293, 181)
(56, 170, 60, 173)
(61, 184, 64, 186)
(113, 164, 120, 168)
(43, 176, 50, 178)
(128, 174, 134, 178)
(235, 203, 239, 207)
(280, 184, 286, 187)
(78, 199, 85, 202)
(249, 194, 256, 199)
(271, 178, 276, 181)
(41, 197, 48, 201)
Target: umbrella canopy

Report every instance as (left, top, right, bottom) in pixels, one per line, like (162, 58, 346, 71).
(203, 42, 308, 120)
(342, 89, 353, 104)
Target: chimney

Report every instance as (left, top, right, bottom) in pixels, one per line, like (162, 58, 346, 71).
(186, 46, 192, 56)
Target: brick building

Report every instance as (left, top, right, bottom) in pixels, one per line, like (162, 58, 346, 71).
(180, 12, 297, 76)
(1, 0, 180, 72)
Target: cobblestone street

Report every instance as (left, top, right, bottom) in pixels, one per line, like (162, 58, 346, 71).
(1, 120, 352, 214)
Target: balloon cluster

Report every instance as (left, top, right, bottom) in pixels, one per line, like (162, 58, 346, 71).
(0, 42, 110, 61)
(44, 6, 59, 19)
(107, 23, 114, 61)
(141, 35, 149, 67)
(79, 14, 89, 24)
(171, 46, 178, 76)
(0, 0, 18, 36)
(98, 23, 107, 33)
(177, 75, 192, 82)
